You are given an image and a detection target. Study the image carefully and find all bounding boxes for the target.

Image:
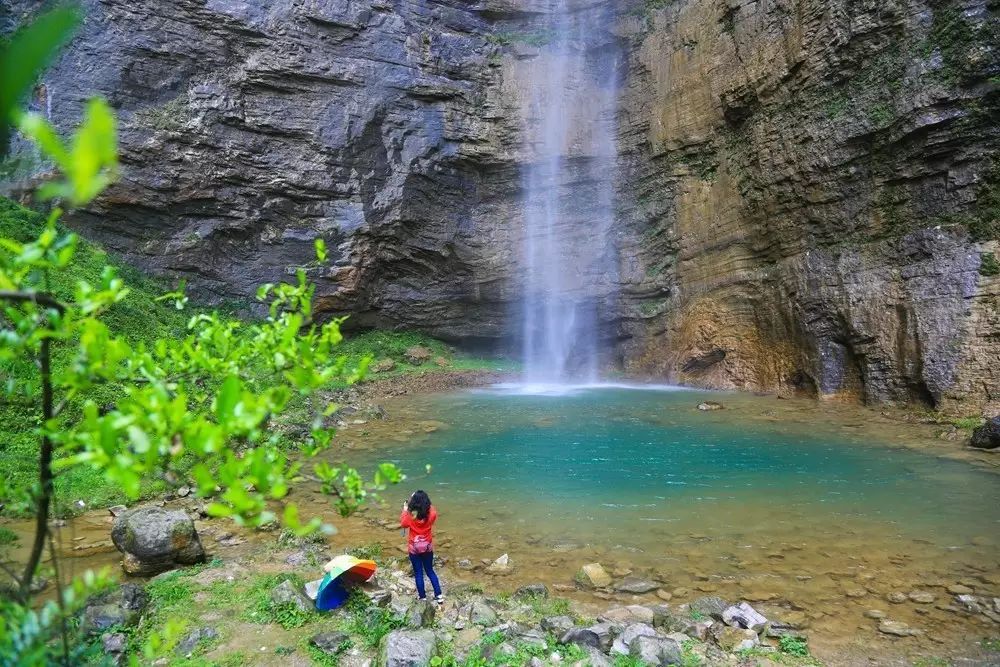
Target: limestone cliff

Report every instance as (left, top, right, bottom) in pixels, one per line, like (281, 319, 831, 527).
(2, 0, 997, 414)
(615, 0, 998, 416)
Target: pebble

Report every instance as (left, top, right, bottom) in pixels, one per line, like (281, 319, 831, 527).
(908, 591, 935, 604)
(864, 610, 886, 619)
(886, 592, 907, 604)
(947, 584, 974, 595)
(844, 587, 868, 598)
(656, 589, 673, 601)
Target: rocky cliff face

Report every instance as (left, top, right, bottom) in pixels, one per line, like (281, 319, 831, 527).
(614, 0, 998, 416)
(3, 0, 997, 414)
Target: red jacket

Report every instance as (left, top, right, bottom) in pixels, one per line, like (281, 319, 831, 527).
(400, 506, 437, 554)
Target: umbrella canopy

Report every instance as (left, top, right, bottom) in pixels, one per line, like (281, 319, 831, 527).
(315, 555, 377, 611)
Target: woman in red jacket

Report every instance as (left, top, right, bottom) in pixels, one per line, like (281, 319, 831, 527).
(400, 490, 443, 603)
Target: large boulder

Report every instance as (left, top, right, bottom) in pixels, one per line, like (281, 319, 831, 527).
(110, 506, 204, 576)
(970, 417, 1000, 449)
(378, 629, 437, 667)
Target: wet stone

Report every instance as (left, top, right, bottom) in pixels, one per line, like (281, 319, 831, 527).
(878, 620, 923, 637)
(887, 592, 908, 604)
(615, 577, 659, 594)
(908, 591, 935, 604)
(689, 596, 729, 620)
(864, 610, 887, 619)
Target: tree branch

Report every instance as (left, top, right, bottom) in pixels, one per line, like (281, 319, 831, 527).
(0, 290, 67, 313)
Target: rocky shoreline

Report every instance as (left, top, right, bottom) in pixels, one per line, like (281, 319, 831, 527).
(81, 513, 1000, 666)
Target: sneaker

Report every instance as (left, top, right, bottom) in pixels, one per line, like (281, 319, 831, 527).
(434, 594, 445, 605)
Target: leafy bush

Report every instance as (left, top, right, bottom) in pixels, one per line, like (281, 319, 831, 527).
(779, 635, 810, 657)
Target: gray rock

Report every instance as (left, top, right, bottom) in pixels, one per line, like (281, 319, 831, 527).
(689, 596, 729, 621)
(721, 602, 767, 631)
(610, 622, 657, 656)
(466, 599, 499, 627)
(598, 605, 654, 624)
(311, 631, 351, 655)
(270, 579, 312, 613)
(541, 615, 575, 634)
(304, 578, 323, 600)
(629, 635, 683, 666)
(877, 620, 923, 637)
(560, 627, 601, 650)
(110, 506, 204, 576)
(970, 417, 1000, 449)
(514, 583, 549, 599)
(102, 632, 126, 654)
(406, 599, 436, 629)
(716, 626, 759, 651)
(379, 629, 437, 667)
(697, 401, 724, 411)
(582, 647, 613, 667)
(614, 577, 659, 594)
(175, 627, 218, 657)
(81, 584, 149, 636)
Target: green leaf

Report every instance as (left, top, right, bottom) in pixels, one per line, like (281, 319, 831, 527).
(215, 375, 241, 424)
(0, 6, 81, 137)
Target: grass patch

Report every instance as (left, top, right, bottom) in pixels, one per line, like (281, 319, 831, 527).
(0, 526, 18, 546)
(980, 252, 999, 277)
(341, 590, 403, 648)
(240, 573, 318, 629)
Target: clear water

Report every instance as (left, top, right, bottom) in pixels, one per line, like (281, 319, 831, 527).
(369, 387, 999, 548)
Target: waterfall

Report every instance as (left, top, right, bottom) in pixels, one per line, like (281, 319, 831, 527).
(518, 0, 620, 386)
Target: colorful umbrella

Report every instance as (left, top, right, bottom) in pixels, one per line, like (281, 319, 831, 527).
(315, 554, 377, 611)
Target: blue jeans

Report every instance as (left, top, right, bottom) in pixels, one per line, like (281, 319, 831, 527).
(408, 551, 442, 599)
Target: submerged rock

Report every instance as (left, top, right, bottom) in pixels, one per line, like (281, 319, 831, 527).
(486, 553, 513, 575)
(615, 577, 659, 594)
(577, 563, 612, 589)
(110, 506, 204, 576)
(697, 401, 724, 411)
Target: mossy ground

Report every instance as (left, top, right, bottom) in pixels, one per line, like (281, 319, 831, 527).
(0, 198, 512, 519)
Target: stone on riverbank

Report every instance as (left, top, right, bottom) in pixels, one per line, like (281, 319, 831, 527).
(311, 631, 351, 655)
(378, 629, 437, 667)
(878, 620, 923, 636)
(175, 627, 218, 657)
(514, 583, 549, 599)
(970, 417, 1000, 449)
(486, 553, 513, 575)
(690, 596, 729, 620)
(610, 623, 657, 655)
(629, 635, 683, 666)
(270, 579, 312, 613)
(406, 599, 436, 628)
(81, 583, 149, 636)
(110, 506, 204, 576)
(722, 602, 767, 631)
(715, 626, 759, 651)
(404, 347, 432, 365)
(541, 615, 575, 634)
(614, 576, 659, 594)
(577, 562, 612, 588)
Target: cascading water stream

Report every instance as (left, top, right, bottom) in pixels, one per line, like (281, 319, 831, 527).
(518, 1, 620, 387)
